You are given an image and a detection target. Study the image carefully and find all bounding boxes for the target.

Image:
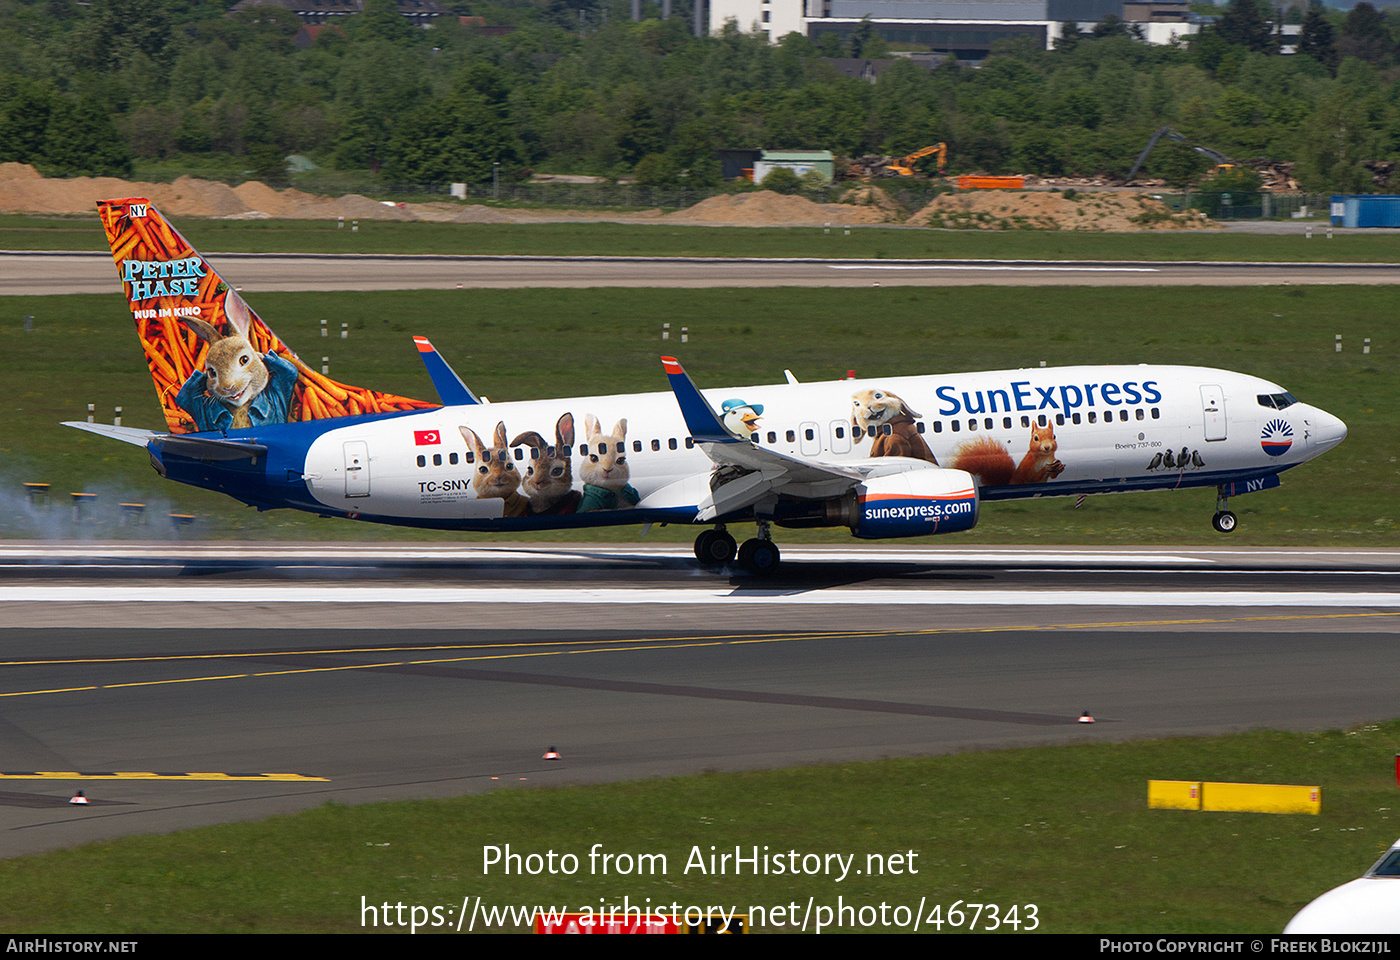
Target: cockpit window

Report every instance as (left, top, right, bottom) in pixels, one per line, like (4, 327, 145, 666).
(1368, 849, 1400, 878)
(1257, 393, 1298, 410)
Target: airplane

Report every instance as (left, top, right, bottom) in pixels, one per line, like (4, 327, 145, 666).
(65, 198, 1348, 575)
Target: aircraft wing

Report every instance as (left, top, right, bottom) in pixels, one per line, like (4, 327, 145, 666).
(659, 357, 889, 521)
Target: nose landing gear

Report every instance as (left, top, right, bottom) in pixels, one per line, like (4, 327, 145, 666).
(1212, 487, 1237, 533)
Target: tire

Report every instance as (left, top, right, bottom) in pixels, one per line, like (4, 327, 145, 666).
(1212, 510, 1238, 533)
(695, 529, 736, 565)
(737, 538, 780, 576)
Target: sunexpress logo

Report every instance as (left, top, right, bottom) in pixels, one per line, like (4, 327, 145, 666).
(933, 380, 1163, 417)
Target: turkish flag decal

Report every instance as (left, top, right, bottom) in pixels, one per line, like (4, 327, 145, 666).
(414, 430, 440, 446)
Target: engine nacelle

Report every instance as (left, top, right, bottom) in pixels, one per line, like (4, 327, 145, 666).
(851, 468, 979, 539)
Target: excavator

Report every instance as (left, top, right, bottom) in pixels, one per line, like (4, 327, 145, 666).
(884, 143, 947, 178)
(1127, 127, 1233, 181)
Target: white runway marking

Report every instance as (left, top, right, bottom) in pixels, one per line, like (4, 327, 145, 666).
(826, 264, 1160, 273)
(2, 585, 1396, 607)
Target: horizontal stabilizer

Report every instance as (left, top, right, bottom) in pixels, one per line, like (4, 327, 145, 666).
(413, 336, 479, 406)
(153, 435, 268, 462)
(61, 422, 158, 447)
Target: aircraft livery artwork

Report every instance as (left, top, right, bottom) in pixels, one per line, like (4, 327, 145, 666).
(67, 198, 1349, 575)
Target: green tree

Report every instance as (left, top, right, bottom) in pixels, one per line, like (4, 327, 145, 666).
(759, 166, 802, 193)
(1298, 7, 1339, 73)
(1338, 2, 1391, 66)
(1215, 0, 1275, 53)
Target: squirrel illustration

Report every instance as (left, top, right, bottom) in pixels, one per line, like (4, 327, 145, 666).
(949, 422, 1065, 487)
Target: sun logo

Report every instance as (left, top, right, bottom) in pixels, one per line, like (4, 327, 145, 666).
(1260, 418, 1294, 457)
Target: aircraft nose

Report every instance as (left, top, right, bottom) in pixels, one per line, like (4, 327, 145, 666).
(1311, 409, 1347, 452)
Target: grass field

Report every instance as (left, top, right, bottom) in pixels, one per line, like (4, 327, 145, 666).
(0, 213, 1392, 262)
(3, 721, 1399, 933)
(4, 284, 1395, 546)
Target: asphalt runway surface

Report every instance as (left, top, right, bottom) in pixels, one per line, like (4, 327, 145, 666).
(0, 543, 1397, 859)
(7, 251, 1400, 294)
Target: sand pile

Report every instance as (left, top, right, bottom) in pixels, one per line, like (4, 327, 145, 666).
(233, 181, 332, 218)
(667, 190, 896, 226)
(838, 185, 907, 220)
(0, 167, 254, 217)
(0, 163, 42, 180)
(908, 190, 1211, 231)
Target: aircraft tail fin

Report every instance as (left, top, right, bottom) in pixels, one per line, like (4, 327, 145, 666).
(97, 198, 435, 435)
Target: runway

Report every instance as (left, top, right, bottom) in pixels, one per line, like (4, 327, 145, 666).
(0, 543, 1396, 859)
(6, 251, 1400, 294)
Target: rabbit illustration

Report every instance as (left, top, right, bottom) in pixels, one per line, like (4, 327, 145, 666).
(577, 415, 639, 512)
(510, 412, 581, 515)
(175, 317, 296, 432)
(460, 421, 528, 518)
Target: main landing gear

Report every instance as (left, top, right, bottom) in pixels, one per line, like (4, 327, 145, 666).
(1212, 487, 1237, 534)
(693, 522, 781, 575)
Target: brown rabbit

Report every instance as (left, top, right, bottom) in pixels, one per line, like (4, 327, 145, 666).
(459, 421, 528, 518)
(510, 412, 581, 516)
(1011, 421, 1065, 485)
(850, 388, 938, 464)
(577, 415, 638, 512)
(177, 317, 296, 431)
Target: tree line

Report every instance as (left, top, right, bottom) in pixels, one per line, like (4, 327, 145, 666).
(1, 0, 1398, 193)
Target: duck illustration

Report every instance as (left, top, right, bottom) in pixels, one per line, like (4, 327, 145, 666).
(721, 399, 764, 440)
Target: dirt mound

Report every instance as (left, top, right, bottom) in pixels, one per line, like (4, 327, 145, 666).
(668, 190, 895, 225)
(0, 163, 42, 181)
(908, 190, 1211, 231)
(837, 185, 907, 220)
(233, 181, 332, 218)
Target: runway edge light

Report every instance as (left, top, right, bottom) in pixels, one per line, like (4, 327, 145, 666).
(69, 790, 88, 805)
(543, 746, 560, 761)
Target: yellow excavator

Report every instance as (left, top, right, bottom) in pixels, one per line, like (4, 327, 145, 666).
(885, 143, 947, 178)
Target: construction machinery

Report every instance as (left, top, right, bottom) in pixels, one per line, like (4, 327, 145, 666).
(884, 143, 947, 178)
(1128, 127, 1233, 182)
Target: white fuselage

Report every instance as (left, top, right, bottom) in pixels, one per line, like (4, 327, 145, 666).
(299, 364, 1345, 530)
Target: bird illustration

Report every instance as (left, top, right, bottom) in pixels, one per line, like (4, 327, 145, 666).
(1162, 449, 1176, 469)
(1147, 453, 1163, 471)
(1192, 450, 1205, 468)
(720, 399, 764, 440)
(1178, 447, 1189, 467)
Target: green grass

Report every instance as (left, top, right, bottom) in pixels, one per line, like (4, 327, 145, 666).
(0, 213, 1394, 261)
(2, 722, 1398, 933)
(4, 285, 1395, 545)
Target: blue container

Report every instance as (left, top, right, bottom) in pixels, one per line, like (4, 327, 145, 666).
(1330, 195, 1400, 228)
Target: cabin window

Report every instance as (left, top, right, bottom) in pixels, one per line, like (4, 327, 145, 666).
(852, 426, 863, 439)
(916, 422, 926, 434)
(1055, 414, 1064, 426)
(449, 453, 459, 465)
(805, 428, 815, 441)
(882, 424, 892, 436)
(416, 455, 425, 468)
(932, 421, 943, 434)
(432, 454, 442, 466)
(464, 451, 474, 464)
(1072, 413, 1081, 424)
(1119, 410, 1129, 422)
(579, 444, 589, 456)
(1088, 412, 1097, 424)
(685, 438, 694, 448)
(835, 426, 845, 439)
(1037, 415, 1047, 427)
(1003, 417, 1012, 429)
(984, 418, 993, 430)
(1021, 416, 1031, 428)
(668, 438, 678, 450)
(968, 419, 978, 431)
(767, 431, 777, 444)
(1150, 408, 1160, 419)
(633, 440, 641, 452)
(950, 420, 961, 433)
(786, 430, 796, 443)
(651, 439, 660, 451)
(1136, 409, 1145, 420)
(513, 448, 524, 460)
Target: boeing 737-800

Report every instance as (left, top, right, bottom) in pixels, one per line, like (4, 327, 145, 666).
(65, 198, 1348, 574)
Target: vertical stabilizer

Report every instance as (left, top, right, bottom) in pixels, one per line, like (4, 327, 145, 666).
(97, 198, 435, 434)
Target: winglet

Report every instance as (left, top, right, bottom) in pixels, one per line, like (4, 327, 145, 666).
(661, 357, 737, 444)
(413, 336, 479, 406)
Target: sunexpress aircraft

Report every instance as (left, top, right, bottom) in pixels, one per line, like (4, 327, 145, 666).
(68, 198, 1348, 575)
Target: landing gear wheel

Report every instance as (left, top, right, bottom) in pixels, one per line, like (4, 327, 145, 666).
(694, 529, 737, 565)
(1212, 510, 1238, 533)
(737, 538, 780, 576)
